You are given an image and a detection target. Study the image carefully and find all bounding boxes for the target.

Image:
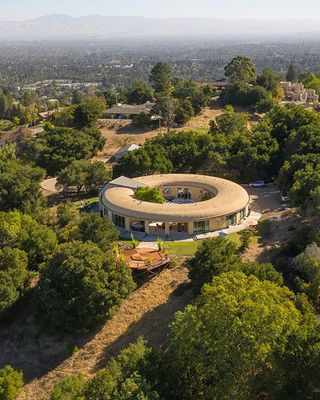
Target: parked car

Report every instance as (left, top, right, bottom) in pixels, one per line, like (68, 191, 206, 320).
(281, 193, 289, 203)
(249, 180, 265, 188)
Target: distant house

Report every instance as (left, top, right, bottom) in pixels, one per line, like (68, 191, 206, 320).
(113, 144, 141, 161)
(103, 102, 155, 119)
(212, 80, 229, 90)
(280, 81, 319, 103)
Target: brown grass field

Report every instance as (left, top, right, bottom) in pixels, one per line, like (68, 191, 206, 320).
(96, 102, 223, 162)
(15, 265, 192, 400)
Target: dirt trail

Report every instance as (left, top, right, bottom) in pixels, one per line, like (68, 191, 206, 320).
(17, 266, 192, 400)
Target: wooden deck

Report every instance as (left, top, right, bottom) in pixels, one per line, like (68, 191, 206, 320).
(118, 247, 170, 271)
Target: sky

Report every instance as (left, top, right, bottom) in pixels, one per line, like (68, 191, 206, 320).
(2, 0, 320, 21)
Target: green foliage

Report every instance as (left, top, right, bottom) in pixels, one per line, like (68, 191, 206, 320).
(286, 63, 299, 83)
(124, 80, 154, 104)
(23, 126, 105, 175)
(134, 187, 165, 204)
(76, 213, 119, 251)
(224, 55, 256, 85)
(74, 96, 106, 129)
(0, 247, 29, 315)
(130, 234, 140, 250)
(57, 160, 112, 194)
(0, 365, 24, 400)
(33, 241, 135, 334)
(210, 105, 248, 135)
(239, 229, 252, 252)
(257, 68, 281, 97)
(167, 272, 301, 400)
(0, 158, 45, 213)
(294, 245, 320, 305)
(149, 62, 173, 98)
(303, 73, 320, 95)
(187, 237, 241, 293)
(238, 261, 284, 285)
(83, 338, 159, 400)
(0, 211, 57, 270)
(175, 98, 194, 125)
(50, 375, 87, 400)
(52, 105, 77, 127)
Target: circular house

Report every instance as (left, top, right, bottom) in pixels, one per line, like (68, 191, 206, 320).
(99, 174, 250, 237)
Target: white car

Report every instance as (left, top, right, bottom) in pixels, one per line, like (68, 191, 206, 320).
(281, 194, 289, 203)
(249, 180, 265, 188)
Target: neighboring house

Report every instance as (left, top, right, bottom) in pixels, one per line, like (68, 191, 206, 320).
(212, 80, 229, 90)
(103, 102, 155, 119)
(280, 81, 319, 103)
(38, 107, 64, 121)
(113, 144, 140, 161)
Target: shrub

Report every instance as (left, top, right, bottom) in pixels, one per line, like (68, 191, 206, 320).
(134, 187, 165, 204)
(0, 365, 24, 400)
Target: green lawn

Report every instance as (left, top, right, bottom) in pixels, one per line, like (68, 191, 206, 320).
(164, 241, 199, 257)
(119, 231, 259, 258)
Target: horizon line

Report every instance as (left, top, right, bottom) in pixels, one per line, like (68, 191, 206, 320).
(2, 14, 320, 22)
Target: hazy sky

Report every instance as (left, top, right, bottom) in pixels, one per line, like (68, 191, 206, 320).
(2, 0, 320, 20)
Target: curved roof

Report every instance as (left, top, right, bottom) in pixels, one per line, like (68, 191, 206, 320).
(101, 174, 250, 222)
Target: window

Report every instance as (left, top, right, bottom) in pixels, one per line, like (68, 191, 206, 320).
(178, 188, 191, 199)
(228, 214, 237, 226)
(112, 213, 125, 228)
(193, 220, 209, 233)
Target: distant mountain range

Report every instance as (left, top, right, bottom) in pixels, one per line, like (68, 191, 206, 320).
(0, 15, 320, 41)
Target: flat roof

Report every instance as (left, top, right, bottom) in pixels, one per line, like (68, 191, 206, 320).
(101, 174, 250, 222)
(104, 102, 154, 115)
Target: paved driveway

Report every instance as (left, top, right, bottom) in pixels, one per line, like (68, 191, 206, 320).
(244, 184, 283, 213)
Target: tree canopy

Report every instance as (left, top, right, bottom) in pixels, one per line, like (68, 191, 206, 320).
(33, 241, 135, 334)
(167, 272, 301, 400)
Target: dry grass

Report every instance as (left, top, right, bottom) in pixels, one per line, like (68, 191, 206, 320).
(16, 265, 192, 400)
(96, 104, 224, 162)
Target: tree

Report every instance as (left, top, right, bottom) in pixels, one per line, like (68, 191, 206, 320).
(33, 241, 135, 334)
(167, 272, 301, 400)
(50, 375, 87, 400)
(0, 247, 29, 314)
(286, 63, 299, 83)
(25, 126, 105, 175)
(125, 80, 153, 104)
(238, 261, 284, 285)
(239, 229, 252, 252)
(224, 56, 256, 85)
(303, 74, 320, 95)
(257, 67, 281, 97)
(0, 159, 45, 213)
(294, 245, 320, 305)
(0, 365, 24, 400)
(74, 96, 106, 129)
(275, 295, 320, 400)
(149, 62, 173, 98)
(175, 99, 194, 125)
(76, 213, 119, 251)
(154, 97, 177, 132)
(0, 212, 57, 270)
(52, 105, 76, 127)
(83, 338, 159, 400)
(210, 105, 248, 135)
(57, 160, 112, 194)
(187, 237, 241, 293)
